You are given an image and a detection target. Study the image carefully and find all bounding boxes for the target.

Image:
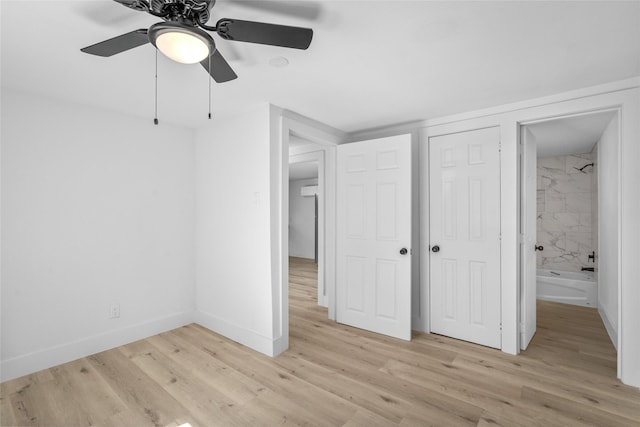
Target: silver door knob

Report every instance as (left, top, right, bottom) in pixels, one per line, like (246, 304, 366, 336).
(400, 248, 408, 255)
(432, 245, 440, 253)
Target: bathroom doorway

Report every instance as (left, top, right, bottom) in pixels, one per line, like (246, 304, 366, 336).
(520, 110, 619, 358)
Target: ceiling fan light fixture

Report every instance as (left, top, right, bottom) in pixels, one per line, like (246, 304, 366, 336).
(149, 22, 215, 64)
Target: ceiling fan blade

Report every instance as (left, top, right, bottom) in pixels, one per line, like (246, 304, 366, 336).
(81, 29, 149, 57)
(75, 2, 142, 27)
(225, 0, 321, 21)
(216, 19, 313, 50)
(201, 49, 238, 83)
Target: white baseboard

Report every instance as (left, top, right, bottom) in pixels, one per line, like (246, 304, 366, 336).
(599, 307, 618, 350)
(194, 310, 281, 357)
(272, 334, 288, 356)
(412, 315, 428, 333)
(0, 311, 194, 383)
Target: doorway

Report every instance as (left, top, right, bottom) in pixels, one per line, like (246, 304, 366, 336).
(520, 110, 620, 361)
(288, 136, 326, 307)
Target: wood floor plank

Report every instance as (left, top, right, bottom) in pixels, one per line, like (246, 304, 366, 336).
(120, 339, 249, 426)
(521, 385, 640, 427)
(1, 257, 639, 426)
(49, 358, 127, 424)
(87, 349, 200, 427)
(171, 325, 360, 426)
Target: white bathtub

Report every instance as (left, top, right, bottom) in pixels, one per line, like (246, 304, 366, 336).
(536, 269, 597, 307)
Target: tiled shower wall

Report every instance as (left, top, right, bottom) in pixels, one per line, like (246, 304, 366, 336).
(537, 151, 597, 272)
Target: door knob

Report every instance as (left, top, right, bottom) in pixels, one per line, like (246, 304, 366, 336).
(432, 245, 440, 253)
(400, 248, 408, 255)
(535, 245, 544, 251)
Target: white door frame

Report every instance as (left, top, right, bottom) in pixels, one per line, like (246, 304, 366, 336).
(419, 83, 639, 384)
(518, 107, 621, 346)
(420, 125, 512, 350)
(274, 112, 344, 355)
(421, 78, 640, 387)
(289, 150, 327, 307)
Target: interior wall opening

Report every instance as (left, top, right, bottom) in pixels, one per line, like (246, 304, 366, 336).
(287, 134, 328, 334)
(520, 109, 620, 377)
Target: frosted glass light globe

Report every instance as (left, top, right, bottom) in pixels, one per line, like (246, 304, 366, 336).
(155, 31, 210, 64)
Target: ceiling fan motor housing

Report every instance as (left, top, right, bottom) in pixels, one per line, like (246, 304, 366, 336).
(114, 0, 216, 25)
(155, 0, 215, 24)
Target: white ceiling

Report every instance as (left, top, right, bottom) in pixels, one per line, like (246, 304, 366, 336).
(1, 1, 639, 133)
(289, 134, 318, 149)
(289, 160, 318, 181)
(528, 111, 616, 158)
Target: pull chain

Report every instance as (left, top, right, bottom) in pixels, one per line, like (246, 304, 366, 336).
(208, 54, 212, 120)
(154, 49, 159, 125)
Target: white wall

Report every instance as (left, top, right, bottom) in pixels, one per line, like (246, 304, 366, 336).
(597, 116, 619, 348)
(1, 89, 196, 381)
(194, 104, 276, 355)
(288, 178, 318, 259)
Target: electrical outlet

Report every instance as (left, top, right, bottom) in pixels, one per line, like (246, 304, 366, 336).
(109, 303, 120, 319)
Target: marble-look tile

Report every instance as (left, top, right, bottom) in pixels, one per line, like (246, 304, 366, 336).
(537, 231, 566, 250)
(544, 189, 565, 212)
(540, 176, 553, 190)
(549, 173, 591, 193)
(565, 232, 592, 253)
(566, 192, 591, 213)
(543, 259, 582, 272)
(536, 152, 597, 273)
(538, 156, 565, 174)
(537, 190, 546, 212)
(538, 212, 580, 232)
(579, 213, 592, 230)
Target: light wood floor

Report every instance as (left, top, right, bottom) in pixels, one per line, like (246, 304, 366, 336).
(2, 257, 639, 426)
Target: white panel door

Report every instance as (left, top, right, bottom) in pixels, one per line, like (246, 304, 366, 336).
(521, 128, 537, 349)
(429, 127, 501, 348)
(336, 134, 412, 340)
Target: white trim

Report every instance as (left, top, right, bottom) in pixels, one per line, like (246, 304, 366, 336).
(194, 310, 277, 356)
(599, 307, 618, 351)
(418, 128, 430, 333)
(424, 77, 640, 127)
(350, 121, 425, 143)
(271, 106, 347, 356)
(0, 310, 194, 382)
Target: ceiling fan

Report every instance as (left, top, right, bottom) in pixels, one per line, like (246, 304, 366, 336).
(80, 0, 314, 83)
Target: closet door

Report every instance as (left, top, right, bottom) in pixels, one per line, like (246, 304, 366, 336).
(429, 127, 501, 348)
